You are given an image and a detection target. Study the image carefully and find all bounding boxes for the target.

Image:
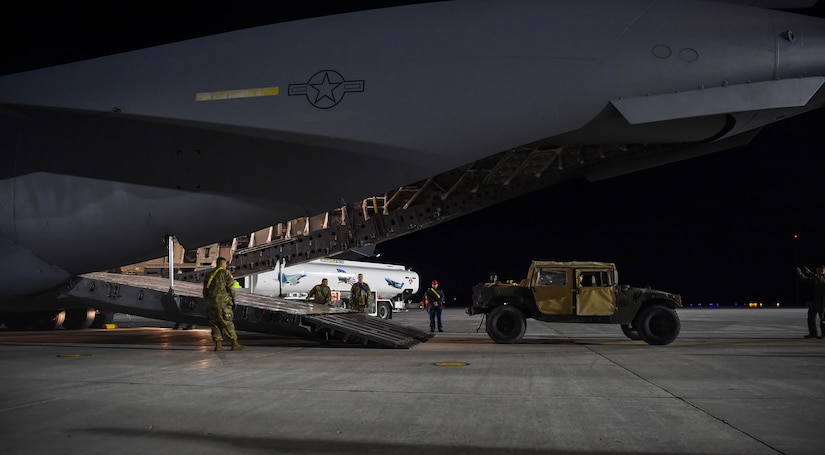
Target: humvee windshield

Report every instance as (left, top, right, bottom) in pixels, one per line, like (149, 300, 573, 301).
(537, 270, 567, 286)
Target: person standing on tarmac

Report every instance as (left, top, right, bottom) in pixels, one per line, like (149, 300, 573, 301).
(203, 257, 246, 351)
(796, 265, 825, 339)
(350, 273, 371, 312)
(425, 280, 446, 332)
(307, 278, 332, 305)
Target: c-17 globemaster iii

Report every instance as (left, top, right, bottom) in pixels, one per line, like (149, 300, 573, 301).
(0, 1, 823, 333)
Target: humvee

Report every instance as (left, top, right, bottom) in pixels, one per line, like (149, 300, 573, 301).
(466, 261, 682, 344)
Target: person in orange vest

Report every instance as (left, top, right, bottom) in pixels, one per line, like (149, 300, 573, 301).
(425, 280, 446, 332)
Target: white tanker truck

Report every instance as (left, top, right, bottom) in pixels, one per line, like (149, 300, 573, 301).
(243, 258, 420, 316)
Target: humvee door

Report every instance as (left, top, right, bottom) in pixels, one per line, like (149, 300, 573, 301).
(575, 269, 616, 316)
(532, 267, 574, 315)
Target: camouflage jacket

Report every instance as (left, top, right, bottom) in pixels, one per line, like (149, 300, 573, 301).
(203, 267, 236, 306)
(307, 284, 332, 304)
(350, 281, 371, 305)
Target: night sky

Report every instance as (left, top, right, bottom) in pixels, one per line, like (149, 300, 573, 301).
(379, 108, 825, 308)
(4, 2, 824, 307)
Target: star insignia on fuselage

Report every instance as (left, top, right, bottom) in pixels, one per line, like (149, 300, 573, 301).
(288, 70, 364, 109)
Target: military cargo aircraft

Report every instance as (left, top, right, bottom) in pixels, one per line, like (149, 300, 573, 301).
(1, 1, 824, 329)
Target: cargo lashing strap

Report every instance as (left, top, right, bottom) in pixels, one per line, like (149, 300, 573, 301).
(476, 313, 486, 333)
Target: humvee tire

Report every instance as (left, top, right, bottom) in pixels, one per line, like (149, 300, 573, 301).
(621, 323, 642, 341)
(636, 305, 680, 345)
(486, 305, 527, 344)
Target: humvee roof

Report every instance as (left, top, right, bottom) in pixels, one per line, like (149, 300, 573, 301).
(530, 261, 616, 269)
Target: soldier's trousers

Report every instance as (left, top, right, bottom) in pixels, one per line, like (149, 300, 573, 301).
(429, 306, 443, 331)
(806, 301, 825, 336)
(207, 304, 238, 342)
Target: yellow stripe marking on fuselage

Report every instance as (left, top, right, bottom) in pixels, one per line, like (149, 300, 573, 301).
(195, 86, 279, 101)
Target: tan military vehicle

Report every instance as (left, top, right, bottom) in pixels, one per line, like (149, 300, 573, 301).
(467, 261, 682, 344)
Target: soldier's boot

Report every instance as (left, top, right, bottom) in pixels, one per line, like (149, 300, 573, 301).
(214, 341, 224, 351)
(231, 340, 246, 351)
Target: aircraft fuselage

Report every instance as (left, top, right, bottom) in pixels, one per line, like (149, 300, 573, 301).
(1, 1, 824, 303)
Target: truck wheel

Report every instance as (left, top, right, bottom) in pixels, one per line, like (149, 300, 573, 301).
(637, 305, 680, 345)
(621, 324, 642, 340)
(377, 301, 392, 319)
(486, 305, 526, 344)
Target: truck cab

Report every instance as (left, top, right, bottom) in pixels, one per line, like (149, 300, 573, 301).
(530, 261, 619, 317)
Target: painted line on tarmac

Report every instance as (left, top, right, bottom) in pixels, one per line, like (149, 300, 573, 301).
(421, 337, 825, 348)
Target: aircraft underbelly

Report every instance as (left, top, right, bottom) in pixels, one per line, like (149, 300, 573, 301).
(1, 173, 321, 277)
(0, 237, 72, 302)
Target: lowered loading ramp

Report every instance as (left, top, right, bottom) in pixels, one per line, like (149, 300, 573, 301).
(60, 272, 431, 348)
(304, 312, 430, 349)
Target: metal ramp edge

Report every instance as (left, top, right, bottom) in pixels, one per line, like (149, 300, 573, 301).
(303, 313, 433, 349)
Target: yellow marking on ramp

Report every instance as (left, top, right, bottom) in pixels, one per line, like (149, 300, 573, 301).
(195, 86, 279, 101)
(57, 353, 89, 357)
(434, 362, 469, 367)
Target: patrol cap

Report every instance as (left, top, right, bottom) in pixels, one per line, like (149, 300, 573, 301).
(431, 280, 438, 286)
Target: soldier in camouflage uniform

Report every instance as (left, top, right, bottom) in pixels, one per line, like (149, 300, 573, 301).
(203, 257, 246, 351)
(307, 278, 332, 304)
(797, 265, 825, 339)
(349, 273, 371, 312)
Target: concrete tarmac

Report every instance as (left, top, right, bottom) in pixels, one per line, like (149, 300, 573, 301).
(1, 307, 824, 454)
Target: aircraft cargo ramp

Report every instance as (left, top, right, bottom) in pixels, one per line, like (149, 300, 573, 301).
(60, 272, 432, 349)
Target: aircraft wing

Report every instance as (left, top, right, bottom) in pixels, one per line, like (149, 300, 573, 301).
(611, 78, 824, 125)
